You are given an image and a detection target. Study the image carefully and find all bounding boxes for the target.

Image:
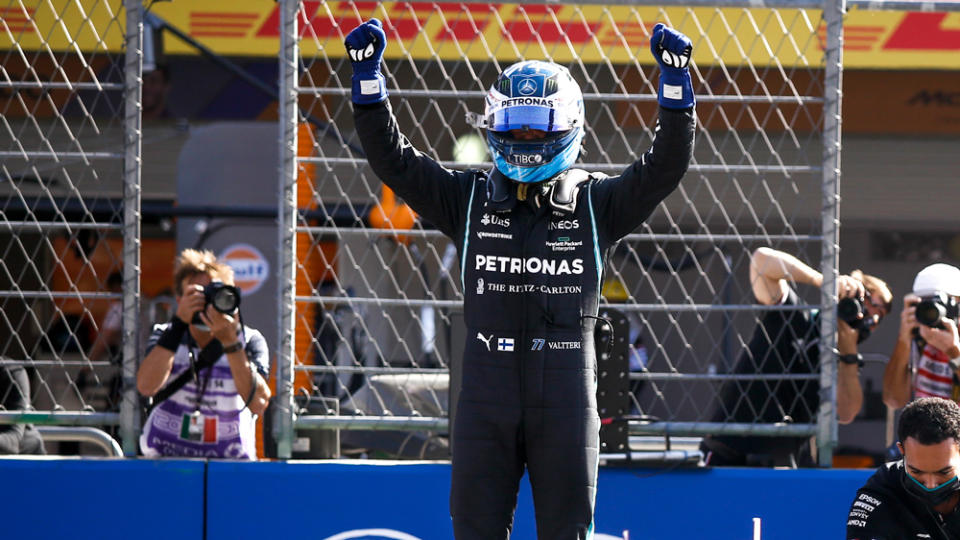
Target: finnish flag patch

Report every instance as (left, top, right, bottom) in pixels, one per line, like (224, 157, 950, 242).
(497, 338, 515, 352)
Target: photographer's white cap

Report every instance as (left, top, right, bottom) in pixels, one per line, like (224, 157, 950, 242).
(913, 263, 960, 296)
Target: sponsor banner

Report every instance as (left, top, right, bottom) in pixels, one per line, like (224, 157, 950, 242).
(483, 282, 583, 294)
(475, 254, 584, 275)
(8, 2, 960, 69)
(843, 70, 960, 134)
(219, 243, 269, 295)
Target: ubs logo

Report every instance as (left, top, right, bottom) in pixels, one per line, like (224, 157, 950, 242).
(480, 213, 510, 228)
(517, 78, 538, 96)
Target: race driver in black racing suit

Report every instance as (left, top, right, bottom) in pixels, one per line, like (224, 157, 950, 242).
(346, 18, 696, 539)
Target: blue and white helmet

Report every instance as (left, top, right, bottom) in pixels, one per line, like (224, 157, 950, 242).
(483, 61, 584, 184)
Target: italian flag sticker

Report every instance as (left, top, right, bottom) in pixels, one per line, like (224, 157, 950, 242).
(181, 414, 218, 443)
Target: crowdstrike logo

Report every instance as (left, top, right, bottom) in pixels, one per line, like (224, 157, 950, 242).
(475, 254, 584, 275)
(477, 231, 513, 240)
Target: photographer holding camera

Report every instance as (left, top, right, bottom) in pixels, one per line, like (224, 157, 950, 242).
(701, 247, 892, 467)
(137, 249, 271, 458)
(884, 263, 960, 410)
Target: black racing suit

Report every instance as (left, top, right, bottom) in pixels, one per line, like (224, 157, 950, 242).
(354, 100, 694, 539)
(847, 461, 960, 539)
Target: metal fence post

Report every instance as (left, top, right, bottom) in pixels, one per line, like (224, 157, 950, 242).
(276, 0, 299, 459)
(121, 0, 144, 456)
(818, 0, 845, 467)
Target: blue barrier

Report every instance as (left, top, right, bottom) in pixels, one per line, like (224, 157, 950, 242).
(5, 458, 873, 540)
(0, 458, 205, 540)
(207, 462, 873, 540)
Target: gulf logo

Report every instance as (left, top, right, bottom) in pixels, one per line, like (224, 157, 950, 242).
(219, 243, 269, 295)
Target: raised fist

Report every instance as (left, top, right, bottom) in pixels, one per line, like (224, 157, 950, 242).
(345, 19, 388, 105)
(650, 23, 695, 109)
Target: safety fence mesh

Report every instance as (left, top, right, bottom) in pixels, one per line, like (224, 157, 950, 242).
(289, 1, 831, 459)
(0, 0, 131, 445)
(0, 0, 840, 460)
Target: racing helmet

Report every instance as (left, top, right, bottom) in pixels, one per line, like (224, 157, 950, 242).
(483, 61, 584, 184)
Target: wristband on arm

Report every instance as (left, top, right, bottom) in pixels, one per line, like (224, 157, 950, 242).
(156, 316, 188, 351)
(838, 353, 864, 368)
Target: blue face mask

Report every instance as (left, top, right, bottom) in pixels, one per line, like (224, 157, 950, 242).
(902, 468, 960, 508)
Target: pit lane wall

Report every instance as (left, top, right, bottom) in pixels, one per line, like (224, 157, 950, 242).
(1, 459, 871, 539)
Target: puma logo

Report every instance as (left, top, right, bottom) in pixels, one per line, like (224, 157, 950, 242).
(476, 333, 493, 351)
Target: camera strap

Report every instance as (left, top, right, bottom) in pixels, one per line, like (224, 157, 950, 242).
(150, 339, 225, 410)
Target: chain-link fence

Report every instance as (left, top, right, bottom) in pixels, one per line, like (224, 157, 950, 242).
(0, 0, 141, 454)
(7, 0, 959, 463)
(276, 0, 839, 464)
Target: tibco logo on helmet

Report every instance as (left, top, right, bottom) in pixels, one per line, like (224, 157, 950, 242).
(482, 60, 585, 184)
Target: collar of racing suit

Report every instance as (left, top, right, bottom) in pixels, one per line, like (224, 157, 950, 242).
(484, 168, 590, 215)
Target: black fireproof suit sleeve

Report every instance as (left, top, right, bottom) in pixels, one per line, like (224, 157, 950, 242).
(0, 367, 29, 454)
(353, 100, 475, 239)
(588, 107, 695, 244)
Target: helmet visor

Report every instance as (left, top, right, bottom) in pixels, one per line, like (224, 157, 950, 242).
(487, 104, 576, 133)
(487, 128, 577, 167)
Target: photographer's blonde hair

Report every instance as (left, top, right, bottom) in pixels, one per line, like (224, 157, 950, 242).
(173, 249, 235, 297)
(851, 269, 893, 313)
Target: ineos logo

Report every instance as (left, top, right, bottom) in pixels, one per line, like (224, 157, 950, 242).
(548, 219, 580, 230)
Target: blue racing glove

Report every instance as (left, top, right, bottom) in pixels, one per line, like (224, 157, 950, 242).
(650, 23, 695, 110)
(345, 18, 387, 105)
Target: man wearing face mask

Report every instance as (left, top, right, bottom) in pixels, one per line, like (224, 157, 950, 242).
(847, 397, 960, 539)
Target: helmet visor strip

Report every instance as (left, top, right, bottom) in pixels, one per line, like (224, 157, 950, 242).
(486, 103, 578, 133)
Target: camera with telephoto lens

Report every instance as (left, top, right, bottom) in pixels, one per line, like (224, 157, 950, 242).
(914, 292, 959, 329)
(837, 297, 864, 326)
(191, 281, 241, 325)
